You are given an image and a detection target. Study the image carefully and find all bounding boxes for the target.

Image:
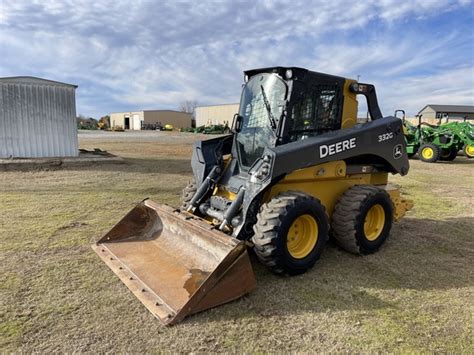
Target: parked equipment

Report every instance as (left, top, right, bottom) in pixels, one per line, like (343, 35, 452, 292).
(419, 122, 458, 162)
(203, 123, 231, 134)
(398, 112, 440, 162)
(193, 123, 231, 134)
(395, 110, 419, 158)
(93, 67, 413, 325)
(397, 110, 474, 162)
(437, 121, 474, 159)
(141, 122, 164, 130)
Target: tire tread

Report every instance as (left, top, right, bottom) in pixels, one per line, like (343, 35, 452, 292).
(252, 191, 328, 274)
(331, 185, 392, 254)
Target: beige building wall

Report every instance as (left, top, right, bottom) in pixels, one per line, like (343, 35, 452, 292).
(195, 103, 239, 127)
(405, 116, 439, 125)
(109, 110, 191, 130)
(418, 107, 437, 121)
(144, 110, 192, 129)
(110, 111, 144, 130)
(406, 116, 474, 125)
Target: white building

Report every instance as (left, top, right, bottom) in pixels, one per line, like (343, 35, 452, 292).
(195, 103, 239, 127)
(0, 76, 78, 158)
(109, 110, 192, 130)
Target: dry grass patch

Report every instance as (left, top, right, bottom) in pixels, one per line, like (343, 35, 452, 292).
(1, 132, 473, 352)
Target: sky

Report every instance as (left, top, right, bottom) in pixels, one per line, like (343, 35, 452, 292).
(1, 0, 473, 118)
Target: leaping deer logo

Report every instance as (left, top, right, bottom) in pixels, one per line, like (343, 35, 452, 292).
(393, 144, 403, 159)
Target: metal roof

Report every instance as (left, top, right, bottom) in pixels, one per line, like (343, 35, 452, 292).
(419, 104, 474, 114)
(0, 76, 77, 88)
(196, 103, 239, 108)
(143, 109, 191, 113)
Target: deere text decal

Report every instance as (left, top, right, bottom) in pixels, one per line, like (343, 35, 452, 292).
(319, 138, 356, 158)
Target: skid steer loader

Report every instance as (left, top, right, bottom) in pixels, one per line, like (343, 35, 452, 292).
(92, 67, 413, 325)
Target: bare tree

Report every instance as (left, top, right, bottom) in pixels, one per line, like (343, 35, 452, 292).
(179, 100, 198, 114)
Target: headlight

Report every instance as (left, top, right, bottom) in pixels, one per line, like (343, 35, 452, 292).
(350, 82, 359, 93)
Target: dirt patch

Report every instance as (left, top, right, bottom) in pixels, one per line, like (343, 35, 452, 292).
(0, 149, 123, 172)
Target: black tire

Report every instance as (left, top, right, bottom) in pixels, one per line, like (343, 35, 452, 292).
(440, 147, 457, 161)
(252, 191, 329, 275)
(237, 199, 260, 240)
(463, 144, 474, 158)
(331, 185, 393, 255)
(181, 179, 197, 208)
(418, 143, 440, 163)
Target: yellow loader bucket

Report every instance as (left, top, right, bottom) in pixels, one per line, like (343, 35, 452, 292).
(92, 200, 256, 325)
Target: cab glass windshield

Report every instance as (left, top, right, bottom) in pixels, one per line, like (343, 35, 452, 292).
(236, 73, 286, 169)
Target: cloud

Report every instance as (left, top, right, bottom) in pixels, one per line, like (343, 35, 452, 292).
(382, 66, 474, 115)
(0, 0, 472, 117)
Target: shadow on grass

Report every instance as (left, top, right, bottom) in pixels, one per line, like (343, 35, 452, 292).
(29, 157, 193, 175)
(184, 216, 473, 324)
(409, 155, 473, 165)
(108, 157, 191, 175)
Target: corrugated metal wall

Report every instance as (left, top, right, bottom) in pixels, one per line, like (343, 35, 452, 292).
(0, 78, 78, 158)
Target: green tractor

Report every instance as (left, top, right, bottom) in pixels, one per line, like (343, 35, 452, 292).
(420, 120, 474, 162)
(418, 122, 458, 162)
(437, 120, 474, 159)
(203, 123, 231, 134)
(396, 110, 438, 161)
(194, 122, 231, 134)
(194, 125, 206, 133)
(396, 110, 473, 163)
(180, 127, 196, 133)
(396, 110, 420, 159)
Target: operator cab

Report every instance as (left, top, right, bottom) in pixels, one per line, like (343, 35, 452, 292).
(234, 67, 348, 171)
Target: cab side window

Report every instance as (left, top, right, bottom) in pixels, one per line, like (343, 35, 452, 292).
(290, 84, 341, 141)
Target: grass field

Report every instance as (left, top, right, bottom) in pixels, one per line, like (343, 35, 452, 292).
(1, 131, 473, 352)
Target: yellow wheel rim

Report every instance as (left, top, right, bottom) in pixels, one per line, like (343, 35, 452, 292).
(466, 145, 474, 157)
(421, 147, 434, 159)
(287, 214, 318, 259)
(364, 204, 385, 241)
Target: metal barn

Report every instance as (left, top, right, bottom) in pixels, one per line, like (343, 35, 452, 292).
(0, 76, 78, 158)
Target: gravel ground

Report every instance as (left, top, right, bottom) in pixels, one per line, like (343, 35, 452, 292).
(78, 129, 209, 143)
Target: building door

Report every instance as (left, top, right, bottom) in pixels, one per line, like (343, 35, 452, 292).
(132, 114, 141, 130)
(124, 116, 130, 129)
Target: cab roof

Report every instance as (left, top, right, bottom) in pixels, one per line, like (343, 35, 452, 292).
(243, 66, 349, 82)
